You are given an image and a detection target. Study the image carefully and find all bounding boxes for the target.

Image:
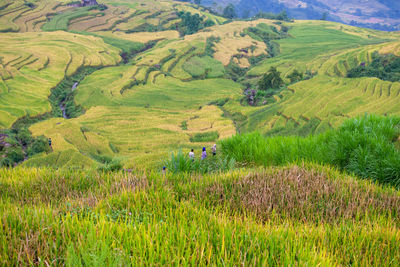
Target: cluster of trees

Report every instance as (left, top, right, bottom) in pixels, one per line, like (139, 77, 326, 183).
(258, 67, 283, 91)
(223, 4, 236, 19)
(253, 10, 291, 21)
(246, 67, 307, 106)
(347, 52, 400, 82)
(177, 11, 215, 35)
(0, 128, 50, 167)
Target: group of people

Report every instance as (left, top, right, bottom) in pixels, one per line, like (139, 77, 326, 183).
(189, 144, 217, 160)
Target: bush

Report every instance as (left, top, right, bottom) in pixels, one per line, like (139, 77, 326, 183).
(220, 114, 400, 188)
(347, 52, 400, 82)
(258, 67, 283, 90)
(97, 157, 123, 172)
(190, 131, 219, 142)
(287, 69, 303, 83)
(7, 147, 24, 164)
(16, 128, 33, 146)
(27, 136, 50, 157)
(0, 157, 13, 167)
(180, 121, 188, 130)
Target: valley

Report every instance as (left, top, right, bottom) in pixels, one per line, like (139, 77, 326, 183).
(1, 0, 400, 168)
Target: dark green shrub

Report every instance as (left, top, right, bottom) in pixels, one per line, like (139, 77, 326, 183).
(347, 52, 400, 82)
(258, 67, 283, 90)
(204, 19, 215, 27)
(92, 154, 113, 164)
(0, 157, 13, 167)
(27, 136, 50, 157)
(16, 128, 33, 146)
(287, 69, 303, 83)
(7, 147, 24, 163)
(97, 158, 123, 172)
(181, 121, 188, 130)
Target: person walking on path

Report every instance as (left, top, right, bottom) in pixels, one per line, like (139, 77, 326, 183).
(201, 147, 207, 160)
(162, 166, 166, 176)
(189, 149, 195, 161)
(212, 144, 216, 156)
(48, 138, 52, 151)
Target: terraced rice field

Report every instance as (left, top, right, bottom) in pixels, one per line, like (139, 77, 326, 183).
(0, 0, 32, 32)
(28, 74, 240, 168)
(2, 0, 400, 167)
(240, 21, 400, 135)
(0, 31, 120, 128)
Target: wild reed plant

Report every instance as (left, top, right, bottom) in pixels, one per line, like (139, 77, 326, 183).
(220, 114, 400, 187)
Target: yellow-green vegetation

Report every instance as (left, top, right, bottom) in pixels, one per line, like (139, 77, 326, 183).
(240, 20, 400, 135)
(2, 0, 400, 169)
(1, 164, 399, 265)
(1, 1, 400, 264)
(0, 31, 120, 128)
(28, 78, 240, 168)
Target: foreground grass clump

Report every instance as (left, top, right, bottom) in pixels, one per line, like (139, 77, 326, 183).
(0, 165, 399, 265)
(220, 114, 400, 187)
(174, 165, 400, 225)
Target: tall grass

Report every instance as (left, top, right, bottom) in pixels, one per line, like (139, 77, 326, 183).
(0, 166, 399, 265)
(220, 114, 400, 187)
(173, 165, 400, 225)
(164, 150, 235, 174)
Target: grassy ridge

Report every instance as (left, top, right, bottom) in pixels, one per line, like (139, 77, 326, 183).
(220, 114, 400, 187)
(0, 165, 399, 265)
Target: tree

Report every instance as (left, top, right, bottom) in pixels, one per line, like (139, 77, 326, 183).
(258, 67, 283, 91)
(178, 11, 204, 35)
(194, 0, 201, 5)
(287, 69, 303, 83)
(276, 10, 288, 21)
(223, 4, 236, 19)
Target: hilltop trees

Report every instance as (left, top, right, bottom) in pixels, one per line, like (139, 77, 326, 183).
(254, 10, 291, 21)
(177, 11, 215, 35)
(223, 4, 237, 19)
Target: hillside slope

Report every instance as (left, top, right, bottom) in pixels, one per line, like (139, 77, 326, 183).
(1, 0, 400, 168)
(1, 164, 400, 265)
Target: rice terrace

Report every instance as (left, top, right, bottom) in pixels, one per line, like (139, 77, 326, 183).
(1, 0, 400, 265)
